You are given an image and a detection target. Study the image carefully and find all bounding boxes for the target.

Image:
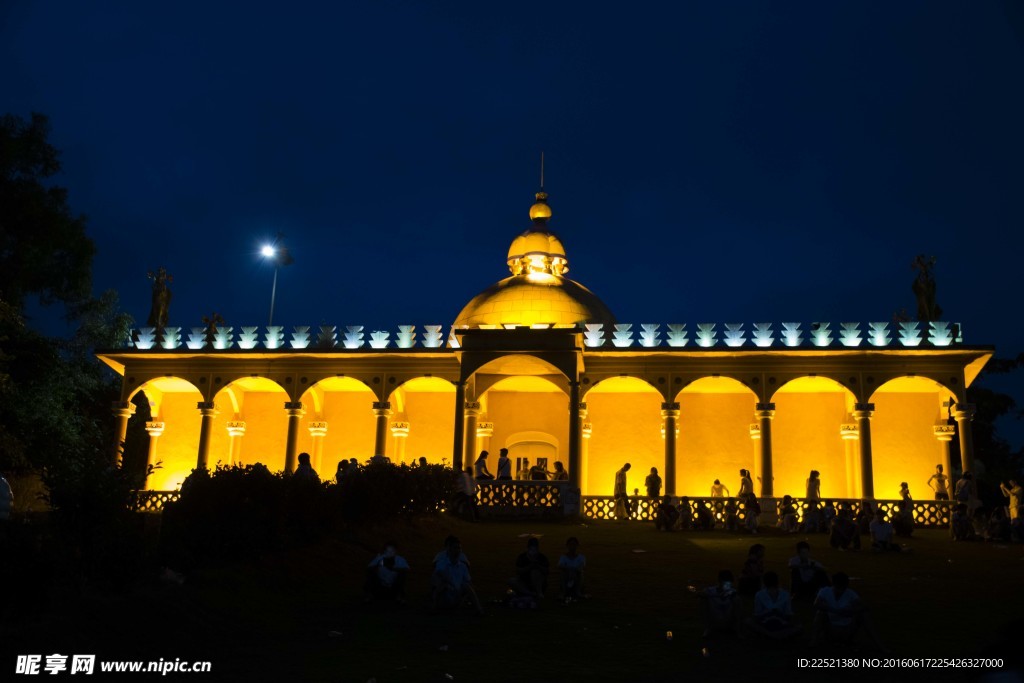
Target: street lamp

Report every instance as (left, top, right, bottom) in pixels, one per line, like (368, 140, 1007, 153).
(260, 235, 293, 326)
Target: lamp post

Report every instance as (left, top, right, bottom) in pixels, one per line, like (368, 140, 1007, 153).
(260, 236, 293, 327)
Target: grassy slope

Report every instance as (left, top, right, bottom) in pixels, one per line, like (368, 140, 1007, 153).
(3, 519, 1021, 682)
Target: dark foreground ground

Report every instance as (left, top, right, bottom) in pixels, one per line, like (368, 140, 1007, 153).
(2, 518, 1022, 682)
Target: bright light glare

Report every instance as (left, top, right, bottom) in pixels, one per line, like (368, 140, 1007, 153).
(261, 245, 276, 258)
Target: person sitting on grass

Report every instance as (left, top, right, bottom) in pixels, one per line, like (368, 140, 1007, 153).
(856, 499, 876, 535)
(950, 503, 974, 541)
(778, 495, 799, 533)
(694, 501, 715, 531)
(985, 506, 1010, 542)
(787, 541, 829, 600)
(810, 572, 886, 650)
(655, 495, 680, 531)
(829, 507, 861, 551)
(677, 497, 693, 530)
(364, 542, 409, 603)
(747, 571, 801, 639)
(432, 536, 484, 615)
(698, 570, 742, 639)
(869, 510, 908, 552)
(557, 537, 587, 601)
(723, 499, 740, 532)
(893, 499, 914, 537)
(509, 537, 549, 603)
(801, 501, 823, 534)
(738, 543, 765, 596)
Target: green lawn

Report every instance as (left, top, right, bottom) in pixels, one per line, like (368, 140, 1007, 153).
(3, 518, 1021, 682)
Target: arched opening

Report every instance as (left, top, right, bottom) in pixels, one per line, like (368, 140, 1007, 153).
(297, 376, 376, 475)
(771, 376, 857, 499)
(675, 376, 758, 497)
(129, 376, 203, 490)
(870, 376, 956, 499)
(387, 377, 456, 466)
(477, 371, 568, 480)
(585, 376, 662, 496)
(211, 377, 289, 472)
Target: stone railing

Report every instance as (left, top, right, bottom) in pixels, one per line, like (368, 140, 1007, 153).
(475, 480, 574, 518)
(132, 490, 181, 512)
(582, 496, 953, 528)
(124, 321, 964, 351)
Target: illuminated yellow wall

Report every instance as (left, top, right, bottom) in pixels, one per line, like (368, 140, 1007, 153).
(871, 392, 944, 499)
(585, 392, 662, 496)
(773, 392, 849, 498)
(676, 392, 756, 496)
(297, 389, 377, 474)
(226, 391, 289, 469)
(398, 391, 455, 465)
(146, 391, 201, 490)
(487, 390, 569, 474)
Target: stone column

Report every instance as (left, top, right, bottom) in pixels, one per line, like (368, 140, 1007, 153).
(390, 421, 409, 464)
(567, 380, 582, 490)
(580, 403, 591, 493)
(308, 421, 327, 471)
(840, 423, 859, 498)
(143, 421, 165, 486)
(661, 402, 680, 495)
(453, 381, 466, 471)
(463, 401, 481, 467)
(111, 401, 136, 466)
(749, 423, 761, 490)
(933, 422, 956, 485)
(226, 421, 246, 466)
(284, 401, 305, 473)
(196, 401, 218, 470)
(755, 402, 775, 497)
(372, 401, 391, 458)
(953, 404, 976, 474)
(476, 421, 494, 453)
(853, 403, 875, 499)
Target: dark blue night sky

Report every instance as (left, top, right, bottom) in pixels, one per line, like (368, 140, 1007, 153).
(3, 2, 1023, 349)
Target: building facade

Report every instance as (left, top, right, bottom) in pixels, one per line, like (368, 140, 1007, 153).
(99, 191, 991, 504)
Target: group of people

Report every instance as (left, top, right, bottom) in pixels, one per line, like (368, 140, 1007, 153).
(471, 449, 569, 482)
(700, 540, 885, 649)
(363, 535, 588, 614)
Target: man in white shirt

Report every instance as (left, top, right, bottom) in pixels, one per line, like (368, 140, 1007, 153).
(748, 571, 800, 639)
(364, 542, 409, 603)
(557, 537, 587, 601)
(811, 572, 885, 649)
(496, 448, 512, 480)
(432, 535, 484, 615)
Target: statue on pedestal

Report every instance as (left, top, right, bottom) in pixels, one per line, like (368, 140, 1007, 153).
(146, 267, 173, 328)
(911, 254, 942, 322)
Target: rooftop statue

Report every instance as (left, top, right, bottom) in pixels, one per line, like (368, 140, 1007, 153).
(146, 267, 173, 328)
(911, 254, 942, 323)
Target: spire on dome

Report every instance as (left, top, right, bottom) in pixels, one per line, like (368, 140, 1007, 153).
(529, 152, 552, 221)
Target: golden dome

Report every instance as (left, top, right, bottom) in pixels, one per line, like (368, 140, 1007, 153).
(454, 273, 615, 329)
(456, 186, 615, 329)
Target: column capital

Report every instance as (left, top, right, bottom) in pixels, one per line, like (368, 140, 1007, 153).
(112, 401, 136, 418)
(372, 401, 391, 411)
(755, 402, 776, 419)
(284, 401, 304, 411)
(197, 401, 218, 416)
(839, 423, 859, 440)
(749, 423, 761, 440)
(853, 402, 874, 419)
(390, 421, 410, 437)
(661, 401, 680, 415)
(952, 404, 976, 421)
(227, 420, 247, 437)
(933, 423, 956, 441)
(145, 421, 165, 436)
(582, 421, 593, 438)
(476, 421, 494, 438)
(308, 420, 328, 437)
(464, 401, 481, 415)
(755, 401, 775, 412)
